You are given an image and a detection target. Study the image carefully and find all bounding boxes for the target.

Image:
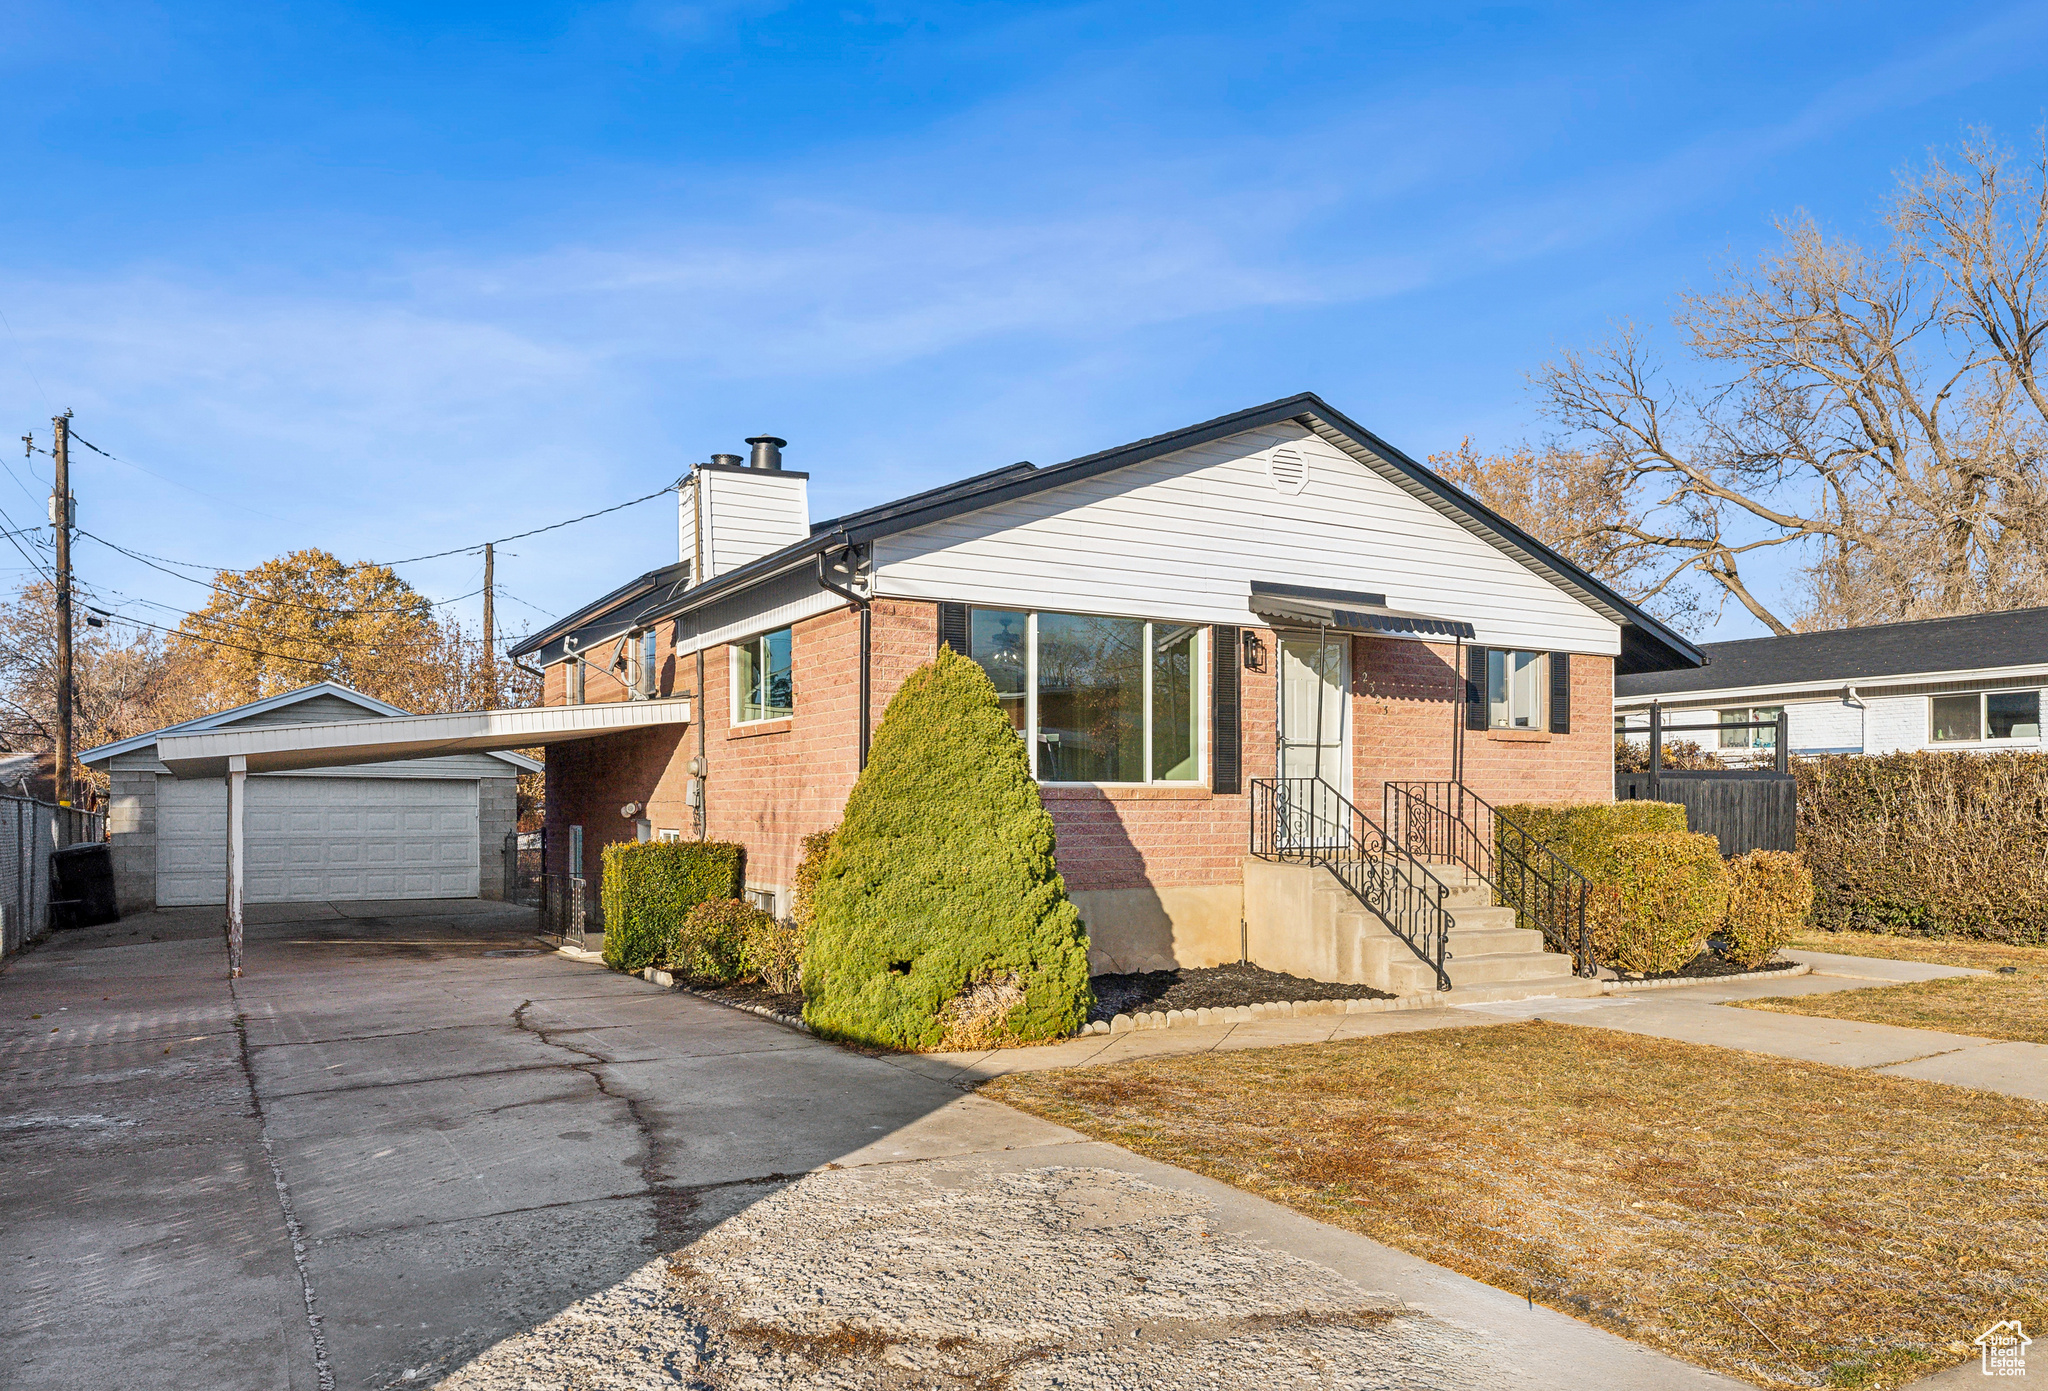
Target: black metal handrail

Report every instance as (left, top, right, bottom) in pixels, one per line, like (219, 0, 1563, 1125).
(1250, 777, 1453, 990)
(1383, 780, 1594, 977)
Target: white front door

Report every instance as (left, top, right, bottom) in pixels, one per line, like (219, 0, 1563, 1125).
(157, 775, 480, 906)
(1278, 635, 1350, 790)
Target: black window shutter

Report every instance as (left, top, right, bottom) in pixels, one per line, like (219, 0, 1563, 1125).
(937, 602, 969, 656)
(1549, 652, 1572, 734)
(1465, 645, 1491, 731)
(1212, 625, 1242, 794)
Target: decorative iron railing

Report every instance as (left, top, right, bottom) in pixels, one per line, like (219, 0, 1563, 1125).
(1383, 780, 1594, 977)
(539, 873, 589, 949)
(1250, 777, 1454, 990)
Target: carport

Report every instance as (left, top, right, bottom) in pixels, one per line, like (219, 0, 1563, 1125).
(154, 697, 691, 974)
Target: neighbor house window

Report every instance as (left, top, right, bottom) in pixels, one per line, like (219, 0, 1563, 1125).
(1719, 706, 1783, 749)
(1931, 690, 2041, 743)
(1486, 651, 1548, 729)
(569, 824, 584, 880)
(966, 609, 1201, 784)
(734, 627, 793, 722)
(642, 630, 658, 696)
(656, 828, 681, 843)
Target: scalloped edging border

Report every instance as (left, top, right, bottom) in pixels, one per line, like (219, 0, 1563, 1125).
(640, 966, 816, 1035)
(1080, 990, 1436, 1035)
(1600, 962, 1812, 992)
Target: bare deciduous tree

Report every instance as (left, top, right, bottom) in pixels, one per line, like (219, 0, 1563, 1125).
(1536, 127, 2048, 633)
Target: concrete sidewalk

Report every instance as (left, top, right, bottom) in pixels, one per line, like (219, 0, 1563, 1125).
(3, 901, 1747, 1390)
(898, 952, 2048, 1105)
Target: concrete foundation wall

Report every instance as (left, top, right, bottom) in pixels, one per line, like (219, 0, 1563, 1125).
(1070, 884, 1244, 974)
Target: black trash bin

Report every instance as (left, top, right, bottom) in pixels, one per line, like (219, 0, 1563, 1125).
(51, 843, 119, 930)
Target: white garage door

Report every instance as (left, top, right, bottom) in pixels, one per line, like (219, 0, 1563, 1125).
(157, 775, 480, 906)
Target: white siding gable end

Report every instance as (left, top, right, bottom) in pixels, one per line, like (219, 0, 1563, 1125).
(870, 422, 1622, 655)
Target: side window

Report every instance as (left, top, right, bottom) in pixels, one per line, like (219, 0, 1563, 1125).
(1486, 651, 1548, 729)
(568, 824, 584, 881)
(735, 628, 794, 722)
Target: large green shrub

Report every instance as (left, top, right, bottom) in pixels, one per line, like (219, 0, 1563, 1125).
(600, 840, 745, 974)
(741, 915, 806, 995)
(802, 648, 1092, 1049)
(1585, 831, 1730, 975)
(1721, 850, 1814, 968)
(1796, 752, 2048, 944)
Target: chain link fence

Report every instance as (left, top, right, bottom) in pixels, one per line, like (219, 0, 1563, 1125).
(1, 796, 106, 958)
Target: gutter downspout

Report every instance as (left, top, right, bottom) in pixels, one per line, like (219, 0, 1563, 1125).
(815, 542, 872, 770)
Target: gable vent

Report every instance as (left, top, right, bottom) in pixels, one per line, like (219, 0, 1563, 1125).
(1267, 446, 1309, 495)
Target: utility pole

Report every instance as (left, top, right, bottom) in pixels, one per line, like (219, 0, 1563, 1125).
(481, 542, 495, 699)
(50, 412, 73, 808)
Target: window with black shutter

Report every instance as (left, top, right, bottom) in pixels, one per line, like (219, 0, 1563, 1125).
(1549, 652, 1572, 734)
(937, 602, 969, 656)
(1465, 644, 1490, 731)
(1212, 625, 1242, 794)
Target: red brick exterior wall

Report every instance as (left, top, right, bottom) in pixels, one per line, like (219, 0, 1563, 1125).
(544, 608, 1615, 900)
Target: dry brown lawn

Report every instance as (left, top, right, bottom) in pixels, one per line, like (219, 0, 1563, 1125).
(984, 1022, 2045, 1390)
(1787, 930, 2048, 973)
(1744, 933, 2048, 1044)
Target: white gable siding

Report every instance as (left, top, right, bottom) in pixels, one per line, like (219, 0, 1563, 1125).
(870, 422, 1621, 655)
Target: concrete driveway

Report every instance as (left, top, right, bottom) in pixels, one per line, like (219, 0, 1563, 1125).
(1, 901, 1745, 1391)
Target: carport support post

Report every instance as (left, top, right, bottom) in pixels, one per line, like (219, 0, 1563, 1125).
(226, 754, 246, 979)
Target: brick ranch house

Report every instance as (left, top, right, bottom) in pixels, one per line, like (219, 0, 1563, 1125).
(513, 394, 1702, 995)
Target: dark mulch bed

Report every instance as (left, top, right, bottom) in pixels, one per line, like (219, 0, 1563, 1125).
(1613, 951, 1800, 983)
(681, 980, 805, 1018)
(1088, 962, 1393, 1023)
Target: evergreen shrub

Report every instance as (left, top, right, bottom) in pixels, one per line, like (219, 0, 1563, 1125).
(790, 826, 837, 931)
(802, 648, 1092, 1049)
(1585, 831, 1730, 975)
(599, 840, 745, 974)
(673, 897, 770, 983)
(1721, 850, 1814, 968)
(740, 915, 806, 994)
(1796, 752, 2048, 944)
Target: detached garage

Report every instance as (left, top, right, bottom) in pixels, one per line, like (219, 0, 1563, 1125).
(81, 684, 540, 913)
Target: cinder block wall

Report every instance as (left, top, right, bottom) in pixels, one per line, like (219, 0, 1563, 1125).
(106, 769, 157, 914)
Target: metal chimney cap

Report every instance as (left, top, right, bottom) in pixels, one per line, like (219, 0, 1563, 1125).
(709, 453, 744, 468)
(744, 435, 787, 470)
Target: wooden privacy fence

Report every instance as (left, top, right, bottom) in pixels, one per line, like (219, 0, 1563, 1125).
(1616, 704, 1798, 855)
(1615, 770, 1797, 855)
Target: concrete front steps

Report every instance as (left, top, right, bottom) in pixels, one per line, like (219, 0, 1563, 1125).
(1242, 856, 1602, 1005)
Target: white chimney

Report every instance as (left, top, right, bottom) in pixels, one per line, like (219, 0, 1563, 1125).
(679, 438, 809, 584)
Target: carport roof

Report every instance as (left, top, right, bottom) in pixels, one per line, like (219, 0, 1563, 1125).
(153, 697, 692, 778)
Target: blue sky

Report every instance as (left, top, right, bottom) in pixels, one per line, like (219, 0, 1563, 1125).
(3, 1, 2046, 646)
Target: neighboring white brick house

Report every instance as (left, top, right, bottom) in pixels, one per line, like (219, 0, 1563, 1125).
(80, 683, 539, 914)
(1616, 608, 2048, 761)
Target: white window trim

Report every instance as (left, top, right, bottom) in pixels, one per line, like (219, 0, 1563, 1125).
(1928, 689, 2045, 746)
(730, 627, 794, 726)
(991, 610, 1205, 788)
(1489, 650, 1549, 731)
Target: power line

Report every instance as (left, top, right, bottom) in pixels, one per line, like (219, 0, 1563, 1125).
(77, 530, 474, 618)
(372, 486, 676, 566)
(66, 431, 285, 521)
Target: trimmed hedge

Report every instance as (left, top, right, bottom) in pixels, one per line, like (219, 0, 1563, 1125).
(803, 648, 1092, 1050)
(1585, 831, 1730, 975)
(599, 840, 745, 974)
(1722, 850, 1814, 968)
(1497, 800, 1690, 880)
(1796, 752, 2048, 945)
